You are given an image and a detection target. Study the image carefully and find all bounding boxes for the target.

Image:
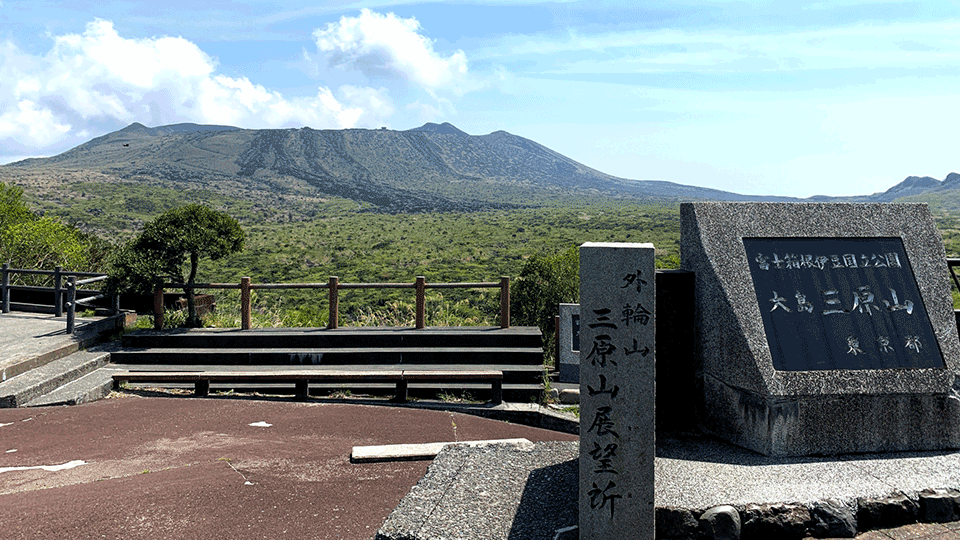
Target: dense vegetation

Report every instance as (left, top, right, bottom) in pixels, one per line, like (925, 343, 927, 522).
(1, 174, 683, 328)
(10, 173, 960, 327)
(0, 182, 110, 283)
(197, 199, 681, 328)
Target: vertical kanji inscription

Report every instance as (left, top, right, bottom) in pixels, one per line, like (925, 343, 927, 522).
(579, 242, 655, 539)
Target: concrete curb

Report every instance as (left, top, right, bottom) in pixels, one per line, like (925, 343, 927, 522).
(351, 438, 534, 463)
(367, 400, 580, 435)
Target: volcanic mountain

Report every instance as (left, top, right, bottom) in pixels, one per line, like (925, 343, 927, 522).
(3, 122, 792, 214)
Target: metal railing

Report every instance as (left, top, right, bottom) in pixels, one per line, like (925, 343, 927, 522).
(1, 263, 120, 334)
(155, 275, 511, 330)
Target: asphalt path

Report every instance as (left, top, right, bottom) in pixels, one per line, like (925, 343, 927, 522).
(0, 394, 578, 540)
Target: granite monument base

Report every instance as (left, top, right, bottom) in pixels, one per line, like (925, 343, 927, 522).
(703, 375, 960, 456)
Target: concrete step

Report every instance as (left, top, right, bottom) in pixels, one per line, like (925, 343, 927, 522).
(23, 367, 116, 407)
(0, 312, 129, 383)
(122, 326, 543, 350)
(0, 351, 111, 408)
(105, 363, 546, 383)
(110, 347, 545, 366)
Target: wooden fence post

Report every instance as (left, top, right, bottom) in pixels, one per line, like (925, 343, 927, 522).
(66, 276, 77, 334)
(54, 266, 63, 317)
(500, 276, 511, 329)
(241, 277, 251, 330)
(328, 276, 339, 329)
(154, 287, 164, 330)
(1, 262, 9, 314)
(415, 276, 426, 329)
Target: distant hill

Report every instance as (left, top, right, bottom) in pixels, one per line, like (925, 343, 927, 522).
(1, 122, 800, 215)
(865, 172, 960, 202)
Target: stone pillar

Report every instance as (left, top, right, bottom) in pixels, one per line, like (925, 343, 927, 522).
(558, 303, 581, 383)
(579, 242, 656, 538)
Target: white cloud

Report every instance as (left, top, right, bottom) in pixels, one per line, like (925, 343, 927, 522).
(477, 20, 960, 74)
(0, 100, 71, 146)
(338, 85, 395, 120)
(314, 9, 468, 91)
(0, 19, 395, 152)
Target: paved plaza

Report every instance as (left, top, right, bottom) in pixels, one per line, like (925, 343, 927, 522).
(6, 313, 960, 538)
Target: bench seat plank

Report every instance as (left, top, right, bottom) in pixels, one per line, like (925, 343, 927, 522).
(111, 369, 504, 403)
(203, 370, 404, 381)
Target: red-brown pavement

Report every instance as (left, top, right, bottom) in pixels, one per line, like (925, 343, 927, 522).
(0, 394, 578, 540)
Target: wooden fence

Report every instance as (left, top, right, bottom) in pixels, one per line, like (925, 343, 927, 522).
(948, 259, 960, 294)
(1, 263, 120, 334)
(156, 276, 511, 330)
(6, 257, 960, 334)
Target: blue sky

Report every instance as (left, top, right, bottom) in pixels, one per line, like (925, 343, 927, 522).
(1, 1, 959, 198)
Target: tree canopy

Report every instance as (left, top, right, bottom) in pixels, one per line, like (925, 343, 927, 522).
(0, 182, 109, 278)
(108, 204, 244, 327)
(511, 245, 580, 361)
(0, 182, 33, 232)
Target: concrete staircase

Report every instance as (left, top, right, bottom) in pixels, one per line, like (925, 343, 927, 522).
(0, 313, 129, 408)
(0, 350, 116, 407)
(0, 324, 546, 406)
(113, 326, 546, 401)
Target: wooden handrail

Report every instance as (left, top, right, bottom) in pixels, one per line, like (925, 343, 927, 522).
(1, 262, 118, 333)
(155, 275, 511, 330)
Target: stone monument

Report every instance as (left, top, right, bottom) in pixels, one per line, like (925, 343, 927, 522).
(558, 303, 580, 383)
(681, 202, 960, 456)
(579, 242, 655, 538)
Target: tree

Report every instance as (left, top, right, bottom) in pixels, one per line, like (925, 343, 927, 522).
(511, 245, 580, 363)
(0, 182, 111, 282)
(108, 204, 244, 327)
(1, 217, 90, 270)
(0, 182, 33, 232)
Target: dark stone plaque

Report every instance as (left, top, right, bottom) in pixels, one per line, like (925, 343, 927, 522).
(743, 237, 944, 371)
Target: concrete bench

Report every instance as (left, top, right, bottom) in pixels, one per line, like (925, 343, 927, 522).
(111, 369, 504, 403)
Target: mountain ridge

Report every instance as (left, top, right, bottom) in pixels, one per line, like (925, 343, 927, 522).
(4, 121, 795, 213)
(865, 172, 960, 202)
(2, 121, 956, 214)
